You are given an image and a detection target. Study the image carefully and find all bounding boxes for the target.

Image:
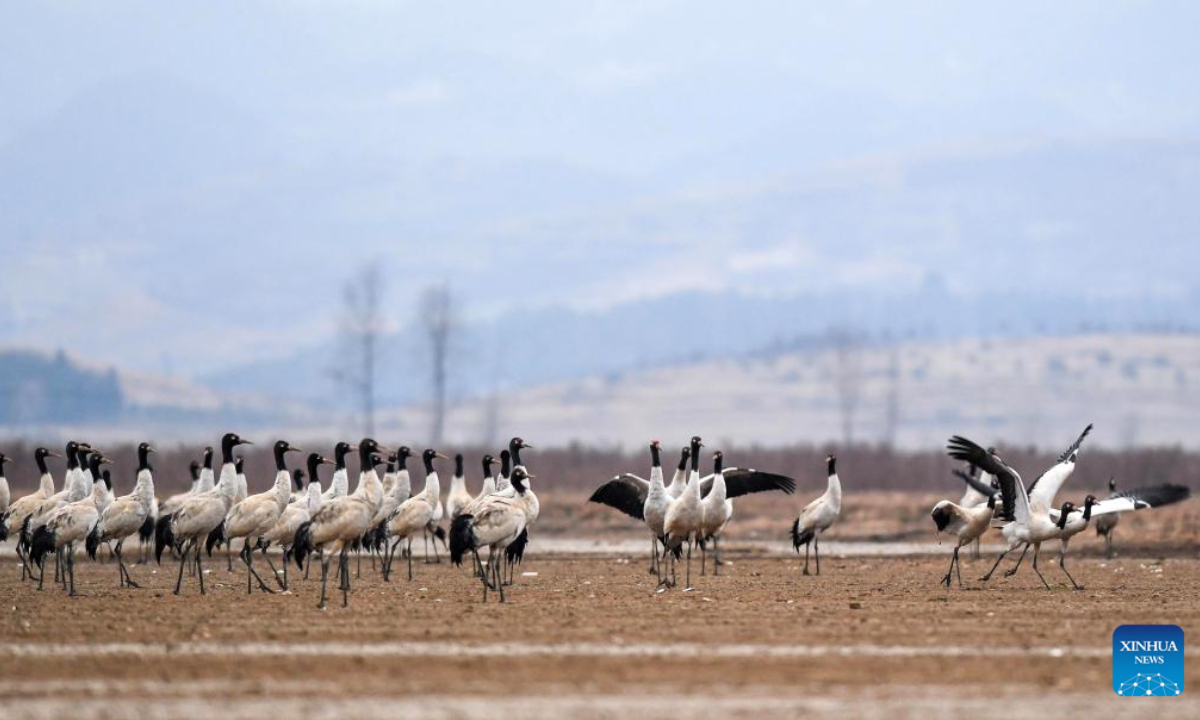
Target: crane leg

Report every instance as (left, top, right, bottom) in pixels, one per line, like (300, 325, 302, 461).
(941, 548, 957, 588)
(803, 541, 811, 576)
(971, 537, 981, 560)
(407, 537, 414, 581)
(815, 536, 821, 575)
(713, 536, 722, 575)
(1030, 544, 1050, 590)
(262, 547, 285, 590)
(954, 547, 963, 587)
(980, 548, 1010, 582)
(174, 540, 189, 594)
(341, 549, 351, 607)
(1105, 532, 1114, 560)
(118, 542, 139, 589)
(495, 554, 506, 603)
(66, 545, 76, 596)
(196, 542, 207, 595)
(1058, 548, 1083, 590)
(1003, 544, 1030, 578)
(317, 554, 330, 610)
(699, 538, 706, 576)
(685, 538, 693, 589)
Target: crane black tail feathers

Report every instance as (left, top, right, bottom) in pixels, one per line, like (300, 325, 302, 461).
(790, 519, 815, 551)
(506, 528, 529, 566)
(434, 525, 447, 543)
(659, 535, 682, 560)
(154, 514, 175, 564)
(0, 512, 9, 543)
(293, 521, 313, 569)
(138, 515, 155, 543)
(85, 525, 102, 560)
(448, 514, 474, 566)
(19, 514, 33, 547)
(205, 521, 226, 557)
(29, 525, 56, 568)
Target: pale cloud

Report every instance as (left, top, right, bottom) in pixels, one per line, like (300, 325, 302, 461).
(386, 77, 451, 108)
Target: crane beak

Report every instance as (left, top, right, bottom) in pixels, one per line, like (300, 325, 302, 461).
(241, 439, 255, 446)
(435, 452, 448, 460)
(47, 451, 62, 458)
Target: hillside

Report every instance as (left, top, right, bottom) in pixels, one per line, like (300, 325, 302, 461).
(384, 333, 1200, 450)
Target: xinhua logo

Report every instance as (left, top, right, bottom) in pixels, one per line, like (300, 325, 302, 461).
(1113, 624, 1184, 696)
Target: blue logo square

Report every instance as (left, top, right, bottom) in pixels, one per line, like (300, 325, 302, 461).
(1113, 624, 1184, 696)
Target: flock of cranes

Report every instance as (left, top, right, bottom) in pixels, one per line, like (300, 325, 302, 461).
(0, 424, 1192, 605)
(932, 424, 1191, 590)
(0, 435, 542, 608)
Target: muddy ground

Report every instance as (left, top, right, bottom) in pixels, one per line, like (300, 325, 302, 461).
(1, 539, 1197, 719)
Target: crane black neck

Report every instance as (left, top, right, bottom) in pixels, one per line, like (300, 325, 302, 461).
(397, 449, 410, 471)
(423, 453, 437, 475)
(509, 440, 524, 468)
(689, 442, 701, 472)
(203, 448, 214, 470)
(677, 449, 689, 472)
(137, 446, 152, 473)
(102, 469, 112, 491)
(77, 448, 93, 473)
(455, 454, 464, 477)
(87, 454, 103, 480)
(65, 443, 79, 470)
(306, 454, 323, 484)
(221, 437, 238, 465)
(357, 442, 376, 472)
(500, 451, 511, 478)
(827, 456, 837, 476)
(713, 453, 724, 475)
(335, 444, 350, 471)
(35, 450, 50, 475)
(189, 462, 200, 482)
(482, 457, 494, 478)
(274, 444, 290, 472)
(650, 444, 661, 467)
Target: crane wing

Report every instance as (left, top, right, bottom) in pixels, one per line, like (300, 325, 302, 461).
(699, 469, 796, 498)
(947, 435, 1025, 524)
(587, 474, 650, 520)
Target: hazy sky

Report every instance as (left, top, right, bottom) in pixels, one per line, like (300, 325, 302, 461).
(2, 2, 1199, 376)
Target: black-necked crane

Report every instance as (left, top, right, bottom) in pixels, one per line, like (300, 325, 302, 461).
(474, 454, 497, 503)
(504, 438, 538, 584)
(372, 446, 412, 573)
(663, 436, 705, 589)
(930, 492, 997, 588)
(1093, 479, 1190, 559)
(666, 446, 689, 499)
(264, 452, 330, 590)
(790, 455, 843, 576)
(2, 447, 60, 579)
(323, 441, 354, 503)
(27, 442, 91, 545)
(30, 453, 111, 595)
(384, 448, 446, 581)
(445, 453, 472, 520)
(450, 467, 534, 603)
(222, 440, 302, 594)
(698, 450, 796, 575)
(85, 442, 156, 588)
(947, 433, 1084, 590)
(293, 438, 388, 609)
(160, 432, 251, 595)
(589, 440, 672, 578)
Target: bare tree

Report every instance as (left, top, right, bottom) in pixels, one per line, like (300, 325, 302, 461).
(334, 263, 385, 437)
(830, 327, 864, 446)
(420, 283, 455, 444)
(882, 345, 901, 448)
